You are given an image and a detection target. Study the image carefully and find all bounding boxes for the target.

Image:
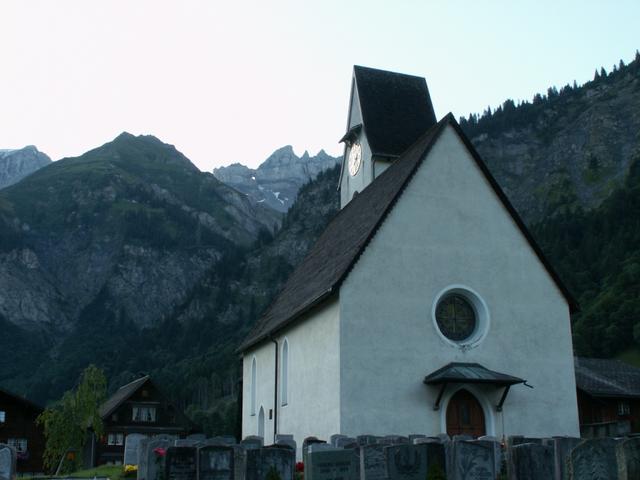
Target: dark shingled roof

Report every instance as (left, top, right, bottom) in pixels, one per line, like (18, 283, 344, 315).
(239, 114, 578, 352)
(575, 357, 640, 398)
(423, 362, 525, 386)
(99, 375, 149, 418)
(0, 387, 43, 413)
(352, 65, 437, 157)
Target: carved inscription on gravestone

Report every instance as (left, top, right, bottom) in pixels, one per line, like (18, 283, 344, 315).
(166, 447, 198, 480)
(198, 446, 234, 480)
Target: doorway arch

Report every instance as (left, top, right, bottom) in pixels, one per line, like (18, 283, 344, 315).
(445, 389, 486, 437)
(258, 406, 265, 438)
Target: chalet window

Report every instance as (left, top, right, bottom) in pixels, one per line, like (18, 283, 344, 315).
(618, 401, 631, 416)
(107, 433, 124, 446)
(132, 406, 156, 422)
(0, 411, 5, 423)
(8, 438, 27, 453)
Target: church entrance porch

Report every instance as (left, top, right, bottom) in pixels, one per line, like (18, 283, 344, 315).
(446, 389, 486, 437)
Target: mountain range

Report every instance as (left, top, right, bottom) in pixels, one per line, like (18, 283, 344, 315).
(0, 55, 638, 435)
(0, 146, 51, 189)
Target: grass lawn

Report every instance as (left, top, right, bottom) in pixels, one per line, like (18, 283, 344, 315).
(67, 465, 123, 480)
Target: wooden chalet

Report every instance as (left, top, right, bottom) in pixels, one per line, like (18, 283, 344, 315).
(88, 376, 195, 466)
(575, 356, 640, 437)
(0, 387, 45, 474)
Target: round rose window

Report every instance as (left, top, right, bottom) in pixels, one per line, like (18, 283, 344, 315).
(435, 294, 477, 341)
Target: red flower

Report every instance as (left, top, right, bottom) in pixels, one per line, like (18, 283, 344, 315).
(153, 447, 167, 456)
(296, 462, 304, 473)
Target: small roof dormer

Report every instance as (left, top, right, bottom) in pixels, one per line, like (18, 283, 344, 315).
(339, 66, 437, 208)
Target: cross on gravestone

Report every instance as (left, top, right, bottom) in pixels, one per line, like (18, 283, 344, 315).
(197, 446, 234, 480)
(359, 444, 386, 480)
(140, 439, 172, 480)
(307, 447, 358, 480)
(616, 437, 640, 480)
(0, 446, 16, 480)
(384, 444, 428, 480)
(166, 447, 198, 480)
(510, 443, 554, 480)
(567, 438, 617, 480)
(124, 433, 148, 466)
(451, 440, 497, 480)
(542, 437, 581, 480)
(245, 447, 295, 480)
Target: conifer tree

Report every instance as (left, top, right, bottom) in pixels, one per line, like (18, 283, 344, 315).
(594, 69, 600, 81)
(600, 67, 607, 77)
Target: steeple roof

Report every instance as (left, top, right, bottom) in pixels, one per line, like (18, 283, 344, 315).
(351, 65, 437, 157)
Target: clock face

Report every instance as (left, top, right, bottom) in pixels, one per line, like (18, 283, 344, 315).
(348, 143, 362, 176)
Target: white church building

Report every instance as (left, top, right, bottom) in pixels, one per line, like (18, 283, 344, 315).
(238, 66, 580, 446)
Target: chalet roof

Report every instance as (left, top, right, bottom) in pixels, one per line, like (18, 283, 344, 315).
(239, 114, 578, 352)
(351, 65, 437, 157)
(423, 363, 525, 386)
(575, 357, 640, 398)
(0, 387, 43, 413)
(99, 375, 150, 419)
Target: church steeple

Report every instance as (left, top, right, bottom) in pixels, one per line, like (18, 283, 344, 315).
(338, 65, 437, 208)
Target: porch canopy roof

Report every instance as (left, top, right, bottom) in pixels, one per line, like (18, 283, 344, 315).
(424, 362, 525, 387)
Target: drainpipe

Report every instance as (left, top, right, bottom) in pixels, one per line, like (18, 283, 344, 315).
(270, 336, 278, 443)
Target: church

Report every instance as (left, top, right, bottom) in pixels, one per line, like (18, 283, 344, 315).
(238, 65, 580, 446)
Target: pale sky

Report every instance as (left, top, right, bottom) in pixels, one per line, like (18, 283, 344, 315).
(1, 1, 638, 170)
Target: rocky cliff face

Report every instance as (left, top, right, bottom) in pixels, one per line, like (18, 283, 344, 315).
(461, 58, 640, 224)
(0, 146, 51, 189)
(213, 146, 340, 212)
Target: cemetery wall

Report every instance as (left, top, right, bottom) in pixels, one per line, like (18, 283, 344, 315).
(339, 126, 580, 438)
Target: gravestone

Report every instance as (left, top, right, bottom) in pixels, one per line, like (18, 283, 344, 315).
(141, 438, 171, 480)
(233, 447, 247, 480)
(510, 443, 554, 480)
(303, 438, 328, 469)
(567, 438, 617, 480)
(451, 440, 496, 480)
(0, 445, 16, 480)
(307, 447, 357, 480)
(542, 437, 581, 480)
(125, 433, 149, 466)
(336, 438, 358, 449)
(384, 444, 427, 480)
(330, 435, 348, 448)
(245, 447, 295, 480)
(617, 437, 640, 480)
(275, 436, 297, 452)
(198, 446, 234, 480)
(357, 436, 379, 446)
(241, 437, 263, 450)
(359, 444, 386, 480)
(422, 443, 446, 475)
(306, 444, 339, 480)
(166, 446, 198, 480)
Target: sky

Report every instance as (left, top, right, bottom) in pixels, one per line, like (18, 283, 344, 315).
(1, 1, 639, 171)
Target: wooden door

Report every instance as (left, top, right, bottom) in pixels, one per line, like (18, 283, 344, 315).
(446, 389, 486, 437)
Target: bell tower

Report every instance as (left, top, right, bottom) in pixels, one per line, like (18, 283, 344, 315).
(338, 66, 437, 209)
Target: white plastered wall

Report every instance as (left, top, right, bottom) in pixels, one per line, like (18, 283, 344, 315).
(338, 125, 579, 438)
(242, 299, 342, 448)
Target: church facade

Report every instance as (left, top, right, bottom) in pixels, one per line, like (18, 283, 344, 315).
(239, 66, 580, 447)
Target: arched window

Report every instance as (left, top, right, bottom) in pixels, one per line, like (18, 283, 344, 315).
(281, 339, 289, 406)
(258, 406, 265, 438)
(250, 357, 257, 416)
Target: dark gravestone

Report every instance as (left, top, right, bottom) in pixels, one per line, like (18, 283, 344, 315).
(198, 446, 234, 480)
(510, 443, 554, 480)
(542, 437, 581, 480)
(275, 435, 296, 452)
(357, 436, 379, 447)
(307, 448, 357, 480)
(359, 444, 386, 480)
(384, 444, 427, 480)
(568, 438, 617, 480)
(241, 437, 263, 450)
(233, 447, 246, 480)
(451, 440, 496, 480)
(142, 439, 171, 480)
(423, 443, 446, 476)
(0, 446, 16, 480)
(303, 438, 328, 471)
(245, 447, 294, 480)
(306, 444, 338, 480)
(617, 438, 640, 480)
(167, 447, 198, 480)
